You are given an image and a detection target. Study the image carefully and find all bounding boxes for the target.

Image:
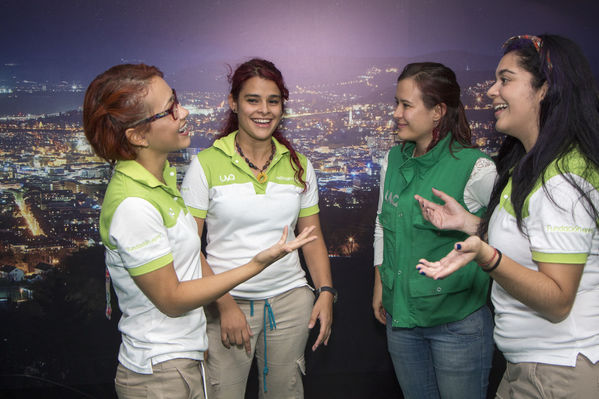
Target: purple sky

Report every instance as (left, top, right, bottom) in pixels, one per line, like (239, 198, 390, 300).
(2, 0, 599, 84)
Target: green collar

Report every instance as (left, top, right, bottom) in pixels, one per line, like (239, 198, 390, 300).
(400, 134, 457, 166)
(115, 160, 178, 191)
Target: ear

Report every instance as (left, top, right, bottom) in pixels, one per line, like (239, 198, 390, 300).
(537, 81, 549, 101)
(228, 94, 237, 113)
(433, 103, 447, 123)
(125, 127, 148, 148)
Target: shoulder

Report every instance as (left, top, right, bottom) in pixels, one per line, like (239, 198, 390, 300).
(546, 149, 599, 188)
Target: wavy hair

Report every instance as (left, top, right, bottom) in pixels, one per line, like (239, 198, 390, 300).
(217, 58, 306, 189)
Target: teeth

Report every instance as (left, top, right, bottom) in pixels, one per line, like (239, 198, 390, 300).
(494, 104, 508, 111)
(178, 123, 187, 133)
(252, 119, 270, 124)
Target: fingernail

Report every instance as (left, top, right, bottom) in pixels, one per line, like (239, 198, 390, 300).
(456, 243, 462, 250)
(420, 271, 425, 275)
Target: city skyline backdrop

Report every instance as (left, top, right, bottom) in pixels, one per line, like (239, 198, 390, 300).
(1, 2, 599, 396)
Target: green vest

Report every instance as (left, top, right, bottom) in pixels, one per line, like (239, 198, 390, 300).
(379, 134, 490, 328)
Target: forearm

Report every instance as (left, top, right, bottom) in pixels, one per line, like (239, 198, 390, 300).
(477, 242, 581, 323)
(164, 260, 265, 317)
(461, 212, 482, 236)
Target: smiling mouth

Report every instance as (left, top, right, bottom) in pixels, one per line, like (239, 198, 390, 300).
(252, 118, 272, 125)
(178, 122, 189, 135)
(494, 103, 508, 112)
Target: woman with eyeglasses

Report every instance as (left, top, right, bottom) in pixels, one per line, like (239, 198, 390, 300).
(83, 63, 316, 399)
(416, 35, 599, 398)
(181, 58, 334, 398)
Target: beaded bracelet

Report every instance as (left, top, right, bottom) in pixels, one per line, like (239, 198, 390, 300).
(482, 249, 502, 273)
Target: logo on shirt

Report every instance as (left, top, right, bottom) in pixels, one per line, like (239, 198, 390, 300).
(219, 174, 236, 182)
(384, 190, 399, 207)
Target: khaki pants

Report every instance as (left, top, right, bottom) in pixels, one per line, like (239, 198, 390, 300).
(115, 358, 206, 399)
(205, 286, 314, 399)
(495, 354, 599, 399)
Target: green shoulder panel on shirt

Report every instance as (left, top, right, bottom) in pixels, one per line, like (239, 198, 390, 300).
(500, 149, 598, 219)
(100, 160, 188, 250)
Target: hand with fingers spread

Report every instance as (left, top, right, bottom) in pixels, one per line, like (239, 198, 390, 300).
(417, 235, 483, 280)
(252, 225, 317, 269)
(414, 188, 480, 235)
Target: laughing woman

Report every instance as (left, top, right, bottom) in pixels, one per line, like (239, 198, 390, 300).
(83, 64, 316, 399)
(372, 62, 497, 399)
(181, 58, 334, 398)
(416, 35, 599, 398)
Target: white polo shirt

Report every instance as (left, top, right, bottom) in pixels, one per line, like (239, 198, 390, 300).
(181, 132, 319, 299)
(100, 160, 207, 374)
(489, 150, 599, 366)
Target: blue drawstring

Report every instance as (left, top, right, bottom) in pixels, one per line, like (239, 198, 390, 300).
(262, 300, 277, 393)
(250, 300, 254, 317)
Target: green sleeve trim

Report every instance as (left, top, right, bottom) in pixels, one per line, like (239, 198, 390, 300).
(128, 253, 173, 276)
(299, 204, 319, 218)
(187, 207, 207, 218)
(531, 251, 588, 264)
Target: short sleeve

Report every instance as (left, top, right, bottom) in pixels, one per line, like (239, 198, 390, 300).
(464, 157, 496, 214)
(527, 174, 596, 264)
(298, 158, 320, 217)
(109, 197, 173, 276)
(181, 155, 209, 218)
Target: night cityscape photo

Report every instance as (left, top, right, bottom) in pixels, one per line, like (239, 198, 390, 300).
(1, 0, 598, 397)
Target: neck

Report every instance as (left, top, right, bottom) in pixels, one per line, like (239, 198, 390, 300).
(135, 151, 167, 183)
(235, 132, 273, 161)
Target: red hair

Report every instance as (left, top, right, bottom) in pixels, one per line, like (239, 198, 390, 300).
(217, 58, 306, 189)
(83, 64, 163, 163)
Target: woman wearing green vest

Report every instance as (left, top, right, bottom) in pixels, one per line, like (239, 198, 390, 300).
(372, 62, 496, 399)
(417, 35, 599, 399)
(83, 63, 316, 399)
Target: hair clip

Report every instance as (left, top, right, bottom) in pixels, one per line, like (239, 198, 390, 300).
(503, 34, 553, 72)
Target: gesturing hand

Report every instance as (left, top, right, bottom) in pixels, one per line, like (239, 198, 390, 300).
(416, 235, 484, 280)
(252, 226, 317, 268)
(414, 188, 469, 231)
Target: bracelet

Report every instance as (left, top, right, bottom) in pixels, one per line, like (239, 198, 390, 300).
(482, 249, 502, 273)
(478, 247, 498, 268)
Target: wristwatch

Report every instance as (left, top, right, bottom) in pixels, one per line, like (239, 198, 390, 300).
(315, 286, 338, 303)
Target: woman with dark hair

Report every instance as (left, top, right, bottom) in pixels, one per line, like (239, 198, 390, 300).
(83, 63, 316, 398)
(181, 58, 334, 398)
(372, 62, 496, 398)
(417, 35, 599, 398)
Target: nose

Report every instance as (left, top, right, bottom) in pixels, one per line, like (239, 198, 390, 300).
(259, 100, 269, 114)
(487, 81, 499, 99)
(393, 104, 402, 119)
(179, 104, 190, 119)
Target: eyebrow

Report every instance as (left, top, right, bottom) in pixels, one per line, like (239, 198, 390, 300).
(243, 94, 282, 99)
(497, 68, 516, 76)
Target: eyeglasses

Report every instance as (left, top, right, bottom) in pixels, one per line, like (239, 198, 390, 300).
(129, 89, 179, 127)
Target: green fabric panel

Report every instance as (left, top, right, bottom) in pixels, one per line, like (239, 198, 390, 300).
(128, 253, 173, 277)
